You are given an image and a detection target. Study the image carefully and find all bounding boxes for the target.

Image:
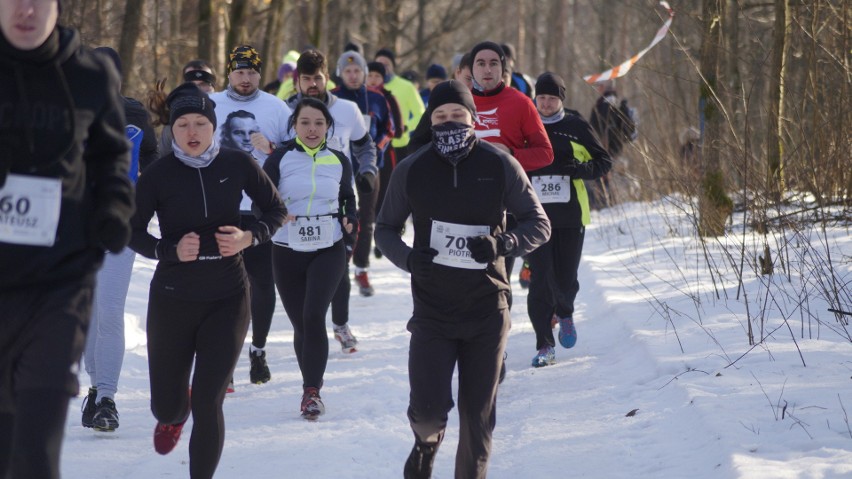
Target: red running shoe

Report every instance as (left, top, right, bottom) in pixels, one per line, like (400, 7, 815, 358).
(154, 421, 186, 455)
(354, 271, 374, 297)
(154, 389, 190, 455)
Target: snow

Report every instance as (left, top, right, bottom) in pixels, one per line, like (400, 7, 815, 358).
(61, 198, 852, 478)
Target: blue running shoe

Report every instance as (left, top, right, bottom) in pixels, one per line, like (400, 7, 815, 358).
(558, 316, 577, 348)
(531, 346, 556, 368)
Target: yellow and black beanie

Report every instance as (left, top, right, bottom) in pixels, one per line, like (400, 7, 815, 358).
(228, 45, 262, 73)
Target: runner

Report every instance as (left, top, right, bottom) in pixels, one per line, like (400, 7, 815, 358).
(81, 47, 159, 433)
(209, 45, 292, 385)
(129, 82, 286, 476)
(526, 72, 611, 367)
(262, 97, 357, 420)
(285, 49, 377, 354)
(373, 47, 426, 159)
(0, 1, 133, 475)
(332, 50, 395, 297)
(375, 80, 550, 479)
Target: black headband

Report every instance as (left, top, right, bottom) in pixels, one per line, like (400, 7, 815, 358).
(184, 69, 216, 86)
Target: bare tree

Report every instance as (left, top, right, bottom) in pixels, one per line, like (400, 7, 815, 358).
(117, 0, 145, 92)
(225, 0, 251, 55)
(198, 0, 215, 63)
(698, 0, 733, 236)
(766, 0, 790, 195)
(260, 0, 288, 86)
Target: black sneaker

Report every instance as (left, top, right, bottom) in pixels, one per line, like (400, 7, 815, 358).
(403, 442, 438, 479)
(81, 387, 97, 428)
(93, 397, 119, 432)
(249, 349, 271, 384)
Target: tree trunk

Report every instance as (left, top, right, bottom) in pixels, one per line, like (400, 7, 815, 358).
(198, 0, 215, 64)
(261, 0, 288, 87)
(311, 0, 328, 49)
(698, 0, 733, 237)
(766, 0, 789, 196)
(415, 0, 427, 71)
(226, 0, 250, 56)
(166, 0, 181, 84)
(117, 0, 145, 93)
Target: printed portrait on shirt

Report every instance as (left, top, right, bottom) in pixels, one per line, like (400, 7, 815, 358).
(220, 110, 260, 153)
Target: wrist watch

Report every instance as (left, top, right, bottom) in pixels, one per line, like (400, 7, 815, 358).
(499, 234, 516, 256)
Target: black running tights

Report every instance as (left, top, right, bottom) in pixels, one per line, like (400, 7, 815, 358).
(242, 215, 277, 349)
(146, 288, 250, 479)
(272, 241, 346, 389)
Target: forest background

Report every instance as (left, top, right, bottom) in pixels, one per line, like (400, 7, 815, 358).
(59, 0, 849, 229)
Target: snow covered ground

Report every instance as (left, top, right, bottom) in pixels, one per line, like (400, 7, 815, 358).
(61, 199, 852, 478)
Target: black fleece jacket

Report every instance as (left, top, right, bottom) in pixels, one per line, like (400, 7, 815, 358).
(375, 140, 550, 321)
(130, 148, 287, 301)
(0, 26, 133, 290)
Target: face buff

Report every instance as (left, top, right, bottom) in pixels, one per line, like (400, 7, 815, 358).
(431, 121, 475, 164)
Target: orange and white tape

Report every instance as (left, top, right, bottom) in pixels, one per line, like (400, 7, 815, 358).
(583, 1, 675, 84)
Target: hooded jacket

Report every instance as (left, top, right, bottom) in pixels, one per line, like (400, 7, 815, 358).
(0, 26, 133, 290)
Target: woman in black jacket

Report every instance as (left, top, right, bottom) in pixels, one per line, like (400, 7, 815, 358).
(129, 83, 286, 479)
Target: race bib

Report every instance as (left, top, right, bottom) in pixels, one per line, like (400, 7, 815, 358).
(430, 220, 490, 270)
(287, 215, 335, 251)
(532, 175, 571, 203)
(0, 174, 61, 246)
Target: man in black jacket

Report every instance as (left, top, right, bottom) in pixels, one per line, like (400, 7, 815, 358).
(0, 1, 134, 477)
(376, 80, 550, 479)
(526, 72, 611, 367)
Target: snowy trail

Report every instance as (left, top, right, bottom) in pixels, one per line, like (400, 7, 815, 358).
(491, 251, 731, 478)
(61, 244, 724, 479)
(58, 203, 852, 478)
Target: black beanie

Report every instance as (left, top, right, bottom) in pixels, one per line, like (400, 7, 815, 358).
(367, 61, 386, 78)
(94, 46, 121, 75)
(167, 82, 217, 127)
(375, 48, 396, 66)
(428, 80, 477, 120)
(470, 41, 507, 74)
(535, 72, 566, 101)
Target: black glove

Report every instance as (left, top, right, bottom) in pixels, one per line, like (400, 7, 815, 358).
(561, 160, 579, 176)
(356, 172, 375, 194)
(407, 247, 438, 280)
(467, 235, 499, 263)
(467, 234, 514, 263)
(91, 210, 131, 253)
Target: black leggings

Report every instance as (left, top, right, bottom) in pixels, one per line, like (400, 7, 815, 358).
(352, 175, 380, 269)
(272, 241, 346, 389)
(241, 214, 277, 349)
(375, 147, 396, 218)
(526, 227, 585, 350)
(330, 260, 351, 327)
(147, 288, 250, 479)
